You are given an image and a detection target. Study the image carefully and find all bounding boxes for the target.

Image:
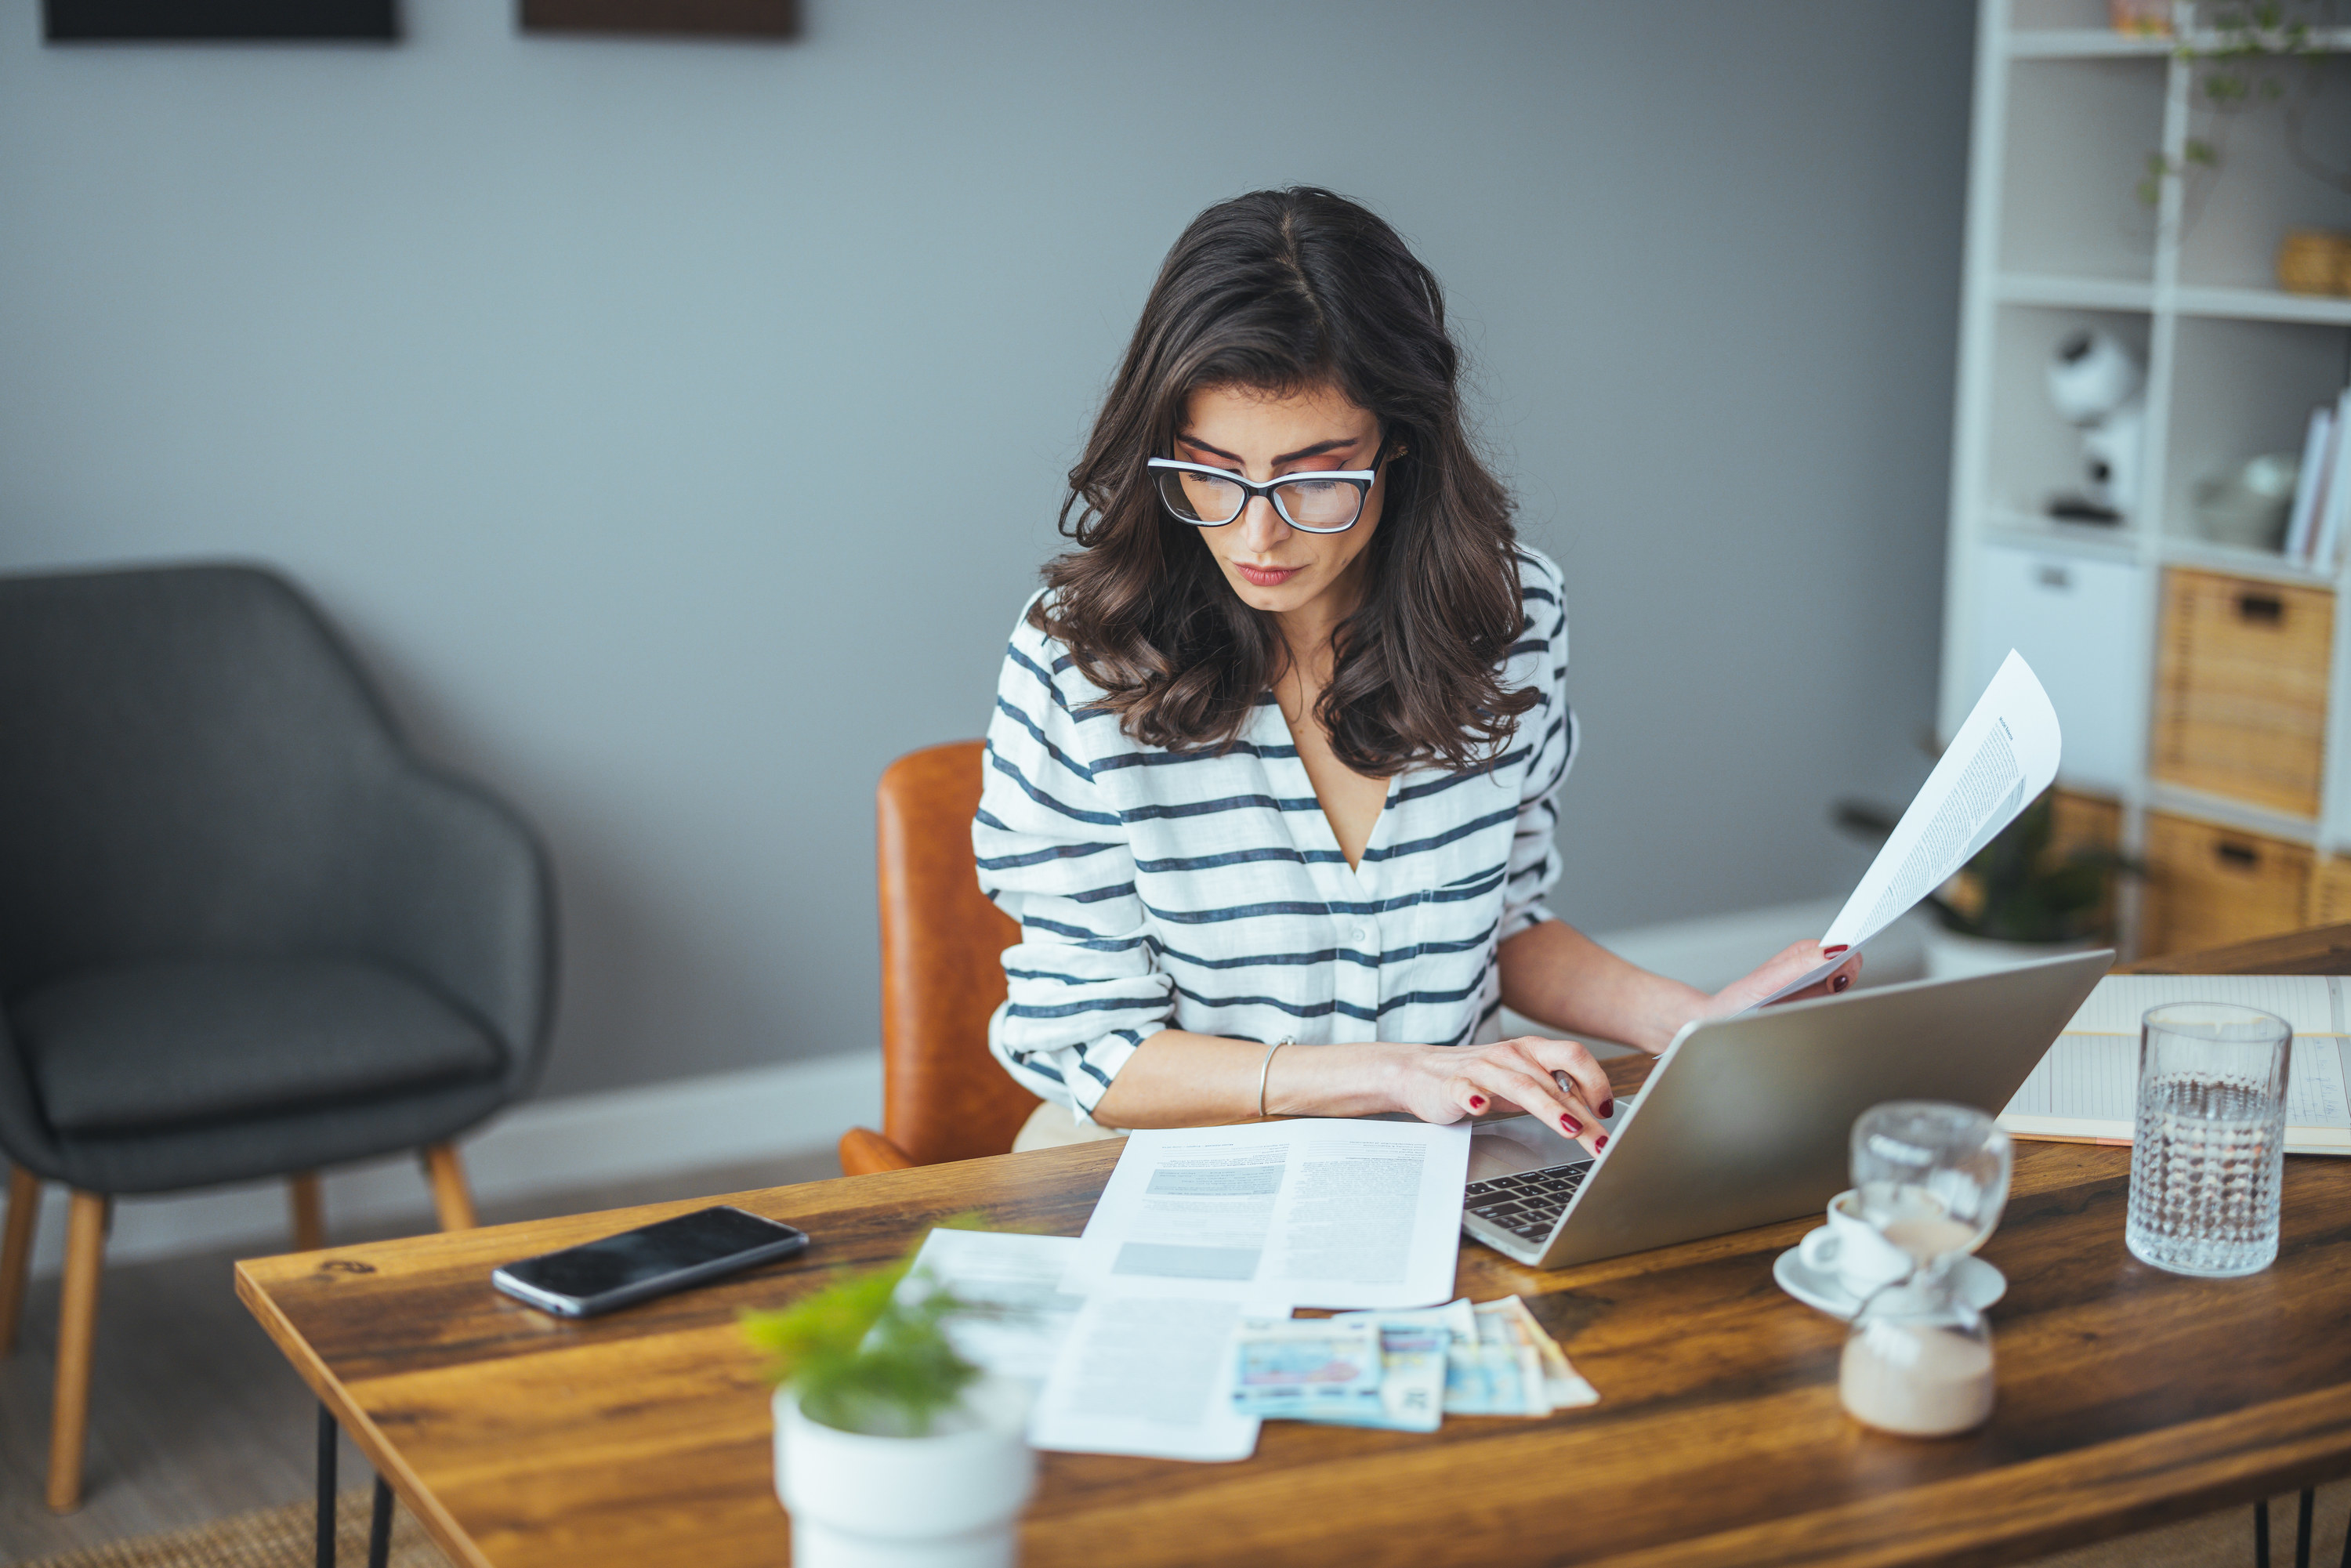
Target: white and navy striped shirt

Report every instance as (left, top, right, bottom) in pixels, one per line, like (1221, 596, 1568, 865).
(976, 547, 1576, 1122)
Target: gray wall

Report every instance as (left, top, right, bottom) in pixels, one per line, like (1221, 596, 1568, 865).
(0, 1, 1973, 1098)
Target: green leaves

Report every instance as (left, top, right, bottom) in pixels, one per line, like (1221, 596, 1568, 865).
(2136, 1, 2322, 205)
(1930, 791, 2140, 944)
(741, 1221, 988, 1438)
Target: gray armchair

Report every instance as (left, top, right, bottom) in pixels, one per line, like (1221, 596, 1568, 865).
(0, 563, 556, 1512)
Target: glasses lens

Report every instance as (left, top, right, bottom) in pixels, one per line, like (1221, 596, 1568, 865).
(1156, 466, 1246, 525)
(1273, 476, 1364, 531)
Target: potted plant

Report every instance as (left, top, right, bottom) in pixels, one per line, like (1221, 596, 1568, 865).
(744, 1242, 1035, 1568)
(1835, 790, 2140, 978)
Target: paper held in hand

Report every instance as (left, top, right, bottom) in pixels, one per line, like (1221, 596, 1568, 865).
(1755, 650, 2063, 1007)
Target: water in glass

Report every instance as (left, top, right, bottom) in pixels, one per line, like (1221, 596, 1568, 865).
(2125, 1003, 2290, 1278)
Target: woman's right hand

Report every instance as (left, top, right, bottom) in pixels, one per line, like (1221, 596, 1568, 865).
(1394, 1036, 1614, 1153)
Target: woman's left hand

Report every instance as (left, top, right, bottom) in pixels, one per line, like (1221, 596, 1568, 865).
(1701, 940, 1864, 1018)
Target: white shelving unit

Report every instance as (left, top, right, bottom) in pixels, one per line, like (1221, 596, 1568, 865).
(1943, 0, 2351, 949)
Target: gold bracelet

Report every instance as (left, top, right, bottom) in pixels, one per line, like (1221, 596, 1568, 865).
(1257, 1037, 1291, 1120)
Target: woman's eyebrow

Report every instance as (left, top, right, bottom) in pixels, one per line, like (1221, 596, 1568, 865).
(1176, 433, 1364, 466)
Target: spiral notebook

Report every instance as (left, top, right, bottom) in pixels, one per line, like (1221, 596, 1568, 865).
(1997, 975, 2351, 1156)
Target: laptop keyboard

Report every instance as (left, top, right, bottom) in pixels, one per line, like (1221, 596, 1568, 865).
(1463, 1162, 1591, 1244)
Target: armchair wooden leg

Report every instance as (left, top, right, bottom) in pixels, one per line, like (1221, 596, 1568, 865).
(288, 1172, 325, 1254)
(420, 1144, 476, 1232)
(2, 1164, 38, 1354)
(48, 1189, 108, 1513)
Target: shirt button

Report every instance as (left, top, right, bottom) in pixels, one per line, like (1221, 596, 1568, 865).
(1351, 922, 1373, 946)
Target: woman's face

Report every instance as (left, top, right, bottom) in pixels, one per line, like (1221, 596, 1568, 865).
(1175, 381, 1390, 624)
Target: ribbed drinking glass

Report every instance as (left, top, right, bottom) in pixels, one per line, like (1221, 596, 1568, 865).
(2125, 1002, 2291, 1278)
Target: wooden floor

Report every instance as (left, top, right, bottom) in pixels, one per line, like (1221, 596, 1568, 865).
(0, 1150, 835, 1563)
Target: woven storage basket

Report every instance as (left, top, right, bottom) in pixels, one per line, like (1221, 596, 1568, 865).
(2150, 568, 2332, 819)
(2140, 813, 2313, 959)
(2277, 230, 2351, 297)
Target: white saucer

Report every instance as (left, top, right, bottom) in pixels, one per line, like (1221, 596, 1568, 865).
(1772, 1232, 2008, 1321)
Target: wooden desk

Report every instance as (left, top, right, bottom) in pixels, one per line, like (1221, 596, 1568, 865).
(240, 932, 2351, 1568)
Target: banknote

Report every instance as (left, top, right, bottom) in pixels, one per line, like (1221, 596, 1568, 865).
(1230, 1318, 1384, 1418)
(1301, 1298, 1476, 1432)
(1444, 1298, 1551, 1416)
(1487, 1295, 1599, 1410)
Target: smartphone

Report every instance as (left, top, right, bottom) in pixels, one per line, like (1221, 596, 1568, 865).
(491, 1205, 810, 1317)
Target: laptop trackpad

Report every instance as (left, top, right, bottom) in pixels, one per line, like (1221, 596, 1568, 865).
(1468, 1111, 1606, 1183)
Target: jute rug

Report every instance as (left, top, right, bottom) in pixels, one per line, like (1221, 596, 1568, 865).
(20, 1478, 2346, 1566)
(19, 1491, 452, 1568)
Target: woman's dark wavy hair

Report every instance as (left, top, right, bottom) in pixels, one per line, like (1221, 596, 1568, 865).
(1034, 186, 1537, 777)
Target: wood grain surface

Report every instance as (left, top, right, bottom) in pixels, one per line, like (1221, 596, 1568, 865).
(237, 936, 2351, 1568)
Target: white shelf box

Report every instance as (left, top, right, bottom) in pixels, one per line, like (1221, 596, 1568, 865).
(2175, 50, 2351, 292)
(1998, 57, 2167, 281)
(2161, 313, 2350, 549)
(1985, 302, 2154, 524)
(1973, 540, 2149, 792)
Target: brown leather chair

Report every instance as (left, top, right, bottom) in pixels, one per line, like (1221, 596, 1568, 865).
(839, 741, 1040, 1175)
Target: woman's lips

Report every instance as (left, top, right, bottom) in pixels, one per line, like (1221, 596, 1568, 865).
(1233, 562, 1302, 588)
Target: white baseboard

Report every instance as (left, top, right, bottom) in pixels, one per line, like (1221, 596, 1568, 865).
(20, 1049, 882, 1277)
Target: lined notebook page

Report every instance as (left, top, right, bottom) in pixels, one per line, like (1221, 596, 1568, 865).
(2004, 1034, 2351, 1129)
(2061, 976, 2340, 1036)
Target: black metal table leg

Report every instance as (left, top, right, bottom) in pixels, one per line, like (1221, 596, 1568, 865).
(2259, 1497, 2273, 1568)
(2298, 1487, 2316, 1568)
(369, 1474, 394, 1568)
(316, 1401, 338, 1568)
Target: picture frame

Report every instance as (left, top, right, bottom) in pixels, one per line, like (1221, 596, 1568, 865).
(43, 0, 398, 40)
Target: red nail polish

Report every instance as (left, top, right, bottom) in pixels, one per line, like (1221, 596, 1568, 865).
(1824, 944, 1849, 957)
(1596, 1134, 1608, 1150)
(1560, 1114, 1582, 1134)
(1601, 1097, 1616, 1118)
(1468, 1094, 1487, 1110)
(1832, 974, 1852, 993)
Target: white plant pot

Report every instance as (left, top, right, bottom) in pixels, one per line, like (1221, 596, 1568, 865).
(773, 1378, 1036, 1568)
(1920, 925, 2099, 980)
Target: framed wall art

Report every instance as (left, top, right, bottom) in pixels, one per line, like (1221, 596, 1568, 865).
(44, 0, 397, 39)
(519, 0, 797, 38)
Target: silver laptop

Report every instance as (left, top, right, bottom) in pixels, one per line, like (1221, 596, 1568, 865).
(1460, 950, 2113, 1268)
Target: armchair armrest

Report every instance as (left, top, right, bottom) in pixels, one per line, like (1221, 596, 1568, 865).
(839, 1126, 916, 1176)
(354, 764, 557, 1098)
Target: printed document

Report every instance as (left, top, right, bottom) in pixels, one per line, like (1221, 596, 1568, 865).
(897, 1228, 1082, 1387)
(1999, 974, 2351, 1153)
(1760, 650, 2063, 1005)
(1062, 1119, 1472, 1309)
(1026, 1287, 1269, 1461)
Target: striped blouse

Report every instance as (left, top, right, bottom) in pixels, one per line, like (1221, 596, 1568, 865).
(975, 546, 1577, 1122)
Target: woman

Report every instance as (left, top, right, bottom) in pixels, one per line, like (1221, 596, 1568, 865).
(976, 187, 1855, 1153)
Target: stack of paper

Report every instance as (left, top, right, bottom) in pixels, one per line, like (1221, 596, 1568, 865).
(1998, 974, 2351, 1154)
(895, 1119, 1596, 1463)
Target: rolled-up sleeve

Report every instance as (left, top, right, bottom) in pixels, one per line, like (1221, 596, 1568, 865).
(974, 611, 1172, 1121)
(1499, 561, 1578, 943)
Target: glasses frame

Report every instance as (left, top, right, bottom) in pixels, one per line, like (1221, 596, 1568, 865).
(1145, 456, 1385, 534)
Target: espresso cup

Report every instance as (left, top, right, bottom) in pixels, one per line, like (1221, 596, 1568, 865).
(1798, 1189, 1916, 1299)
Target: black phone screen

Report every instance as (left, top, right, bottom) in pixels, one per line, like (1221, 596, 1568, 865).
(502, 1207, 806, 1300)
